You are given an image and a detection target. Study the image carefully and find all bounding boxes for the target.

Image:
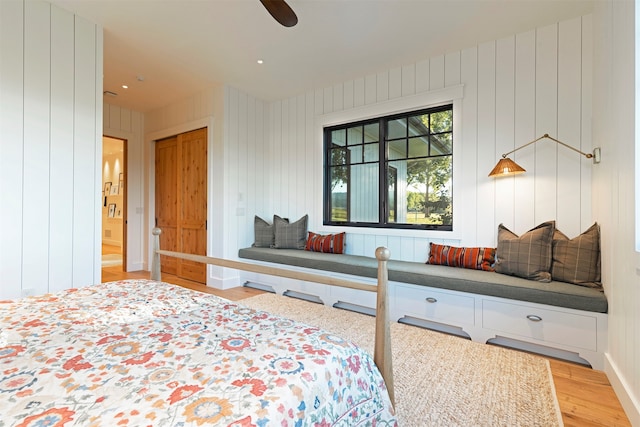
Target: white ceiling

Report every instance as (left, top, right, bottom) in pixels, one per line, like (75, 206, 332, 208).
(50, 0, 595, 113)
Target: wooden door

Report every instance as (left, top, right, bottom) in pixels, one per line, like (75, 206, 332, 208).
(155, 136, 179, 276)
(155, 128, 207, 283)
(177, 128, 207, 282)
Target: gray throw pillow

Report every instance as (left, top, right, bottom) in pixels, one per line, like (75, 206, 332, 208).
(551, 223, 601, 288)
(495, 221, 555, 282)
(252, 215, 277, 248)
(273, 214, 308, 249)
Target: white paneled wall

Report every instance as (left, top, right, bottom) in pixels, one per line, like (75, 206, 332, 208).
(0, 0, 102, 298)
(251, 16, 593, 263)
(142, 86, 268, 287)
(127, 15, 593, 276)
(224, 87, 269, 263)
(592, 1, 640, 423)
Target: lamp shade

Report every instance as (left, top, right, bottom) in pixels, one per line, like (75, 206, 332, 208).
(488, 157, 526, 178)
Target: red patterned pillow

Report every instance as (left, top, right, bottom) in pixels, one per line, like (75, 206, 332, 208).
(428, 243, 496, 271)
(305, 232, 346, 254)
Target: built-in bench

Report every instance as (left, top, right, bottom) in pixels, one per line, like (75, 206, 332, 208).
(238, 247, 607, 313)
(238, 246, 608, 369)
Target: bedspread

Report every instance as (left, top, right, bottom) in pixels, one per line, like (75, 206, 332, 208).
(0, 280, 396, 426)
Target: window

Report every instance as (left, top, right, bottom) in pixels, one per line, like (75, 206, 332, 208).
(324, 104, 453, 230)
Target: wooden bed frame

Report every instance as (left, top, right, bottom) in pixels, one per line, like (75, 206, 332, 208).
(150, 227, 395, 405)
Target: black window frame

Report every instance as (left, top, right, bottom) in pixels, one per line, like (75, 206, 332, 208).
(323, 104, 453, 231)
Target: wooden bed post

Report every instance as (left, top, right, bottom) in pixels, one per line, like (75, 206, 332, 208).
(151, 227, 162, 281)
(374, 246, 395, 406)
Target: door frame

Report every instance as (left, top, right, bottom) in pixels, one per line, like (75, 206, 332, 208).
(102, 135, 127, 271)
(146, 117, 215, 285)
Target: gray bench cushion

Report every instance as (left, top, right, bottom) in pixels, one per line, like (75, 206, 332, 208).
(238, 247, 608, 313)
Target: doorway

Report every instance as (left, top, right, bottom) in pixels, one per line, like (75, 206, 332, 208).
(101, 136, 127, 272)
(155, 127, 207, 284)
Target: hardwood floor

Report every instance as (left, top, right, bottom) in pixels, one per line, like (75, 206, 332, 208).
(101, 257, 631, 426)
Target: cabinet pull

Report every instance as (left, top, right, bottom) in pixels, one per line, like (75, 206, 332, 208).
(526, 314, 543, 322)
(425, 297, 438, 303)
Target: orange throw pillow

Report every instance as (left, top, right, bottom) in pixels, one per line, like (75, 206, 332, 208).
(428, 243, 496, 271)
(305, 232, 346, 254)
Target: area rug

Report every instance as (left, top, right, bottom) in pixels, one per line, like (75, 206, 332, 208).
(101, 253, 122, 267)
(241, 293, 563, 427)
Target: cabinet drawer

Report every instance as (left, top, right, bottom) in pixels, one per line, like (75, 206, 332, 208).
(394, 285, 475, 325)
(482, 300, 597, 351)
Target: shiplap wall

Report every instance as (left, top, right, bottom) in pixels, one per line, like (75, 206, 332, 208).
(125, 15, 594, 275)
(592, 1, 640, 423)
(143, 86, 269, 287)
(0, 0, 102, 299)
(254, 15, 593, 263)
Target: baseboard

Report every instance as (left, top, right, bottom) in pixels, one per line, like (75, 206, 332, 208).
(102, 239, 122, 247)
(126, 262, 143, 272)
(605, 352, 640, 426)
(206, 273, 240, 290)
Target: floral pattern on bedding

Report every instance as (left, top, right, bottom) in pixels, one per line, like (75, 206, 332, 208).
(0, 280, 396, 426)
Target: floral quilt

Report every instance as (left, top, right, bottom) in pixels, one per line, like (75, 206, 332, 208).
(0, 280, 397, 426)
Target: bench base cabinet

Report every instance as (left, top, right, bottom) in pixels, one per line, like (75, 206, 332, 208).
(394, 284, 475, 327)
(240, 266, 607, 370)
(482, 300, 598, 351)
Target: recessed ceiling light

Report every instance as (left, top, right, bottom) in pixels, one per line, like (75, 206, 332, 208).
(257, 59, 264, 65)
(122, 85, 128, 89)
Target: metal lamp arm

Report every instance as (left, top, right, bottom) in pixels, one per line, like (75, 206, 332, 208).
(500, 133, 593, 159)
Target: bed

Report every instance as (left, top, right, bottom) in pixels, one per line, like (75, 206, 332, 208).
(0, 279, 397, 426)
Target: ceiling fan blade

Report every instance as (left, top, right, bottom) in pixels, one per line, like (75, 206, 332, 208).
(260, 0, 298, 27)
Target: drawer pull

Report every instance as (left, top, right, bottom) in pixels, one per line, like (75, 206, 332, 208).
(425, 297, 438, 303)
(526, 315, 543, 322)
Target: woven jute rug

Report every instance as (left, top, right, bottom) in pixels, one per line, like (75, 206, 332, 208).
(241, 293, 563, 427)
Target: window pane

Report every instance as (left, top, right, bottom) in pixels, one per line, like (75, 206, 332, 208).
(387, 118, 406, 139)
(402, 157, 452, 226)
(364, 143, 379, 162)
(388, 139, 406, 160)
(332, 129, 346, 146)
(386, 157, 452, 226)
(408, 136, 429, 158)
(408, 114, 429, 136)
(347, 126, 363, 145)
(430, 110, 453, 133)
(349, 163, 379, 222)
(364, 123, 379, 142)
(430, 133, 452, 155)
(330, 147, 347, 166)
(348, 145, 363, 163)
(330, 166, 348, 222)
(387, 166, 398, 223)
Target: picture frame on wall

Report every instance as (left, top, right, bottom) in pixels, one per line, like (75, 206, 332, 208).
(104, 182, 112, 193)
(108, 203, 116, 218)
(110, 184, 119, 195)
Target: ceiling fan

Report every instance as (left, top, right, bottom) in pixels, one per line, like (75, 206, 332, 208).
(260, 0, 298, 27)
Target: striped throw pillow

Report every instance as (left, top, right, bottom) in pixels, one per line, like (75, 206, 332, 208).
(495, 221, 555, 282)
(428, 243, 496, 271)
(551, 223, 601, 288)
(305, 232, 346, 254)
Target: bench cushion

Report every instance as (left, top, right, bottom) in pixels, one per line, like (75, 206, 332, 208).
(238, 247, 608, 314)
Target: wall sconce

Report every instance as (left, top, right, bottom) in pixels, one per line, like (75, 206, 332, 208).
(488, 133, 601, 178)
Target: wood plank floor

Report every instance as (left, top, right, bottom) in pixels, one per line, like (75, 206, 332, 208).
(101, 252, 631, 426)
